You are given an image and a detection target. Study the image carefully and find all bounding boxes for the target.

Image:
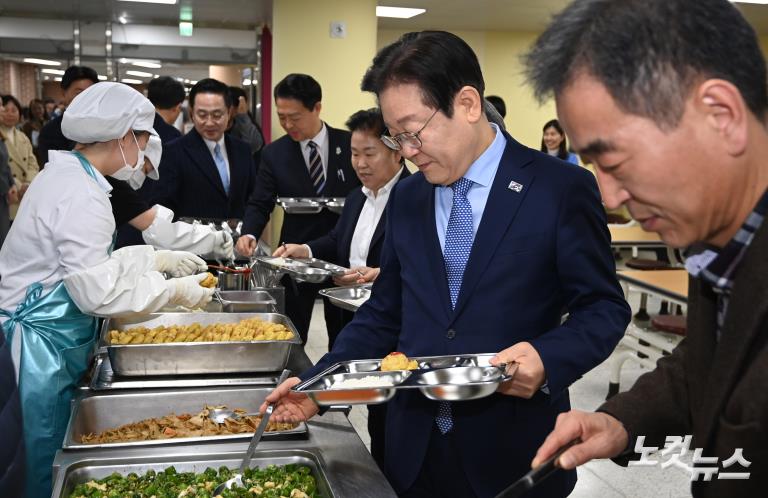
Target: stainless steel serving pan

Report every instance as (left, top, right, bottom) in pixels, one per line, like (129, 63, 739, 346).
(319, 284, 372, 312)
(293, 354, 515, 405)
(205, 290, 277, 313)
(102, 312, 301, 376)
(88, 354, 281, 391)
(64, 387, 307, 450)
(51, 449, 334, 498)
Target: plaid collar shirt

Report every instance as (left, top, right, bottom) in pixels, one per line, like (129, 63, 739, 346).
(685, 189, 768, 340)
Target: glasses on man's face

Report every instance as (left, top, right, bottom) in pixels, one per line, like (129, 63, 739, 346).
(380, 109, 439, 151)
(194, 110, 227, 123)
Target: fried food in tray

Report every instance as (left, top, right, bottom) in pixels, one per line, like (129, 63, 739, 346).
(199, 272, 218, 288)
(381, 352, 419, 371)
(80, 405, 298, 444)
(108, 317, 294, 345)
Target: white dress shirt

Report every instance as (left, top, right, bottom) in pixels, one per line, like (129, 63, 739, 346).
(348, 167, 404, 268)
(203, 135, 230, 178)
(299, 123, 329, 178)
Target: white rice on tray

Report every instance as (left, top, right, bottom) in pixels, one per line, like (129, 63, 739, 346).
(332, 375, 395, 389)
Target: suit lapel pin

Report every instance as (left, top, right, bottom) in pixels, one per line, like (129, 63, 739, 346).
(507, 180, 524, 193)
(336, 146, 341, 155)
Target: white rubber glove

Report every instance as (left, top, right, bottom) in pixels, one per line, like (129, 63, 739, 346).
(154, 250, 208, 277)
(166, 273, 215, 309)
(211, 231, 235, 260)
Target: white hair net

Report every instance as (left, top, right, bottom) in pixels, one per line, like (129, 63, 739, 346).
(62, 82, 158, 143)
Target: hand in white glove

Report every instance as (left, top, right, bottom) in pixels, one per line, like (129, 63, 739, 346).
(167, 273, 215, 309)
(211, 231, 235, 260)
(154, 250, 208, 277)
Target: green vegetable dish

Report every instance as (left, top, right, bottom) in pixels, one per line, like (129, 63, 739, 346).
(68, 464, 320, 498)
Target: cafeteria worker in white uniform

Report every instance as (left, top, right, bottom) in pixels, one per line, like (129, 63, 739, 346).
(0, 82, 214, 498)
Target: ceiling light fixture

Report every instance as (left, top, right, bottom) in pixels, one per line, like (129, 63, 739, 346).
(54, 77, 62, 82)
(126, 69, 153, 77)
(121, 78, 143, 84)
(118, 14, 128, 24)
(131, 60, 162, 69)
(23, 58, 61, 66)
(376, 6, 426, 18)
(41, 68, 65, 75)
(117, 0, 177, 4)
(98, 75, 108, 81)
(729, 0, 768, 4)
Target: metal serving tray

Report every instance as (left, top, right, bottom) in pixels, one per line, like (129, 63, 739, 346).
(102, 312, 301, 376)
(293, 354, 516, 405)
(325, 198, 345, 214)
(277, 197, 324, 214)
(88, 354, 280, 391)
(255, 256, 343, 283)
(51, 449, 333, 498)
(320, 284, 372, 312)
(64, 387, 307, 450)
(206, 290, 277, 313)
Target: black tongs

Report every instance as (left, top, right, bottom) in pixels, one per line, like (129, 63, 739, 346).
(494, 439, 581, 498)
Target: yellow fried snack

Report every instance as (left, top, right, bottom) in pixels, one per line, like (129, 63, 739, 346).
(381, 352, 419, 371)
(108, 317, 294, 345)
(199, 272, 218, 288)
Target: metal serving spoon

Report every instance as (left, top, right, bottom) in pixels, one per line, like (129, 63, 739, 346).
(212, 369, 291, 495)
(207, 407, 262, 424)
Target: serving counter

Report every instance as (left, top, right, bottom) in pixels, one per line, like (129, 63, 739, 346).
(57, 346, 396, 497)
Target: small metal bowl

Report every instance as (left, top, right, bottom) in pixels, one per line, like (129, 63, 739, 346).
(293, 267, 332, 283)
(307, 371, 410, 405)
(416, 366, 505, 401)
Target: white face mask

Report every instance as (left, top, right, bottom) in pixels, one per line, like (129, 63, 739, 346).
(113, 130, 145, 182)
(125, 167, 147, 190)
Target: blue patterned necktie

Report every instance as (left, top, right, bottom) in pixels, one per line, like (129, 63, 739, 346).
(436, 176, 475, 434)
(213, 143, 230, 194)
(307, 140, 325, 194)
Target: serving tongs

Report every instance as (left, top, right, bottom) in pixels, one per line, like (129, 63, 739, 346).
(208, 264, 251, 273)
(494, 438, 581, 497)
(213, 369, 292, 494)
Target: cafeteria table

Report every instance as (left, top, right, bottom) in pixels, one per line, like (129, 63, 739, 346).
(608, 269, 689, 398)
(609, 224, 667, 259)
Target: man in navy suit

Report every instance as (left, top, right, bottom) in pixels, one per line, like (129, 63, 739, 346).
(148, 76, 184, 145)
(263, 31, 631, 498)
(236, 74, 360, 343)
(152, 78, 257, 221)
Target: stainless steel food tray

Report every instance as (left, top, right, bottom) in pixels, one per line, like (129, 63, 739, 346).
(277, 197, 346, 215)
(255, 256, 346, 283)
(277, 197, 324, 214)
(325, 198, 345, 214)
(293, 354, 516, 405)
(88, 354, 281, 391)
(64, 387, 307, 450)
(51, 449, 333, 498)
(101, 312, 301, 376)
(319, 284, 372, 312)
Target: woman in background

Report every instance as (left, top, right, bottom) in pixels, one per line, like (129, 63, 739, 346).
(22, 98, 47, 166)
(1, 95, 40, 219)
(541, 118, 579, 165)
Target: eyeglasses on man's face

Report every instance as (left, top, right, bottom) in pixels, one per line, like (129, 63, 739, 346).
(381, 108, 439, 151)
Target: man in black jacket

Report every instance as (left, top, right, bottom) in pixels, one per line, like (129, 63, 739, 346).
(236, 74, 359, 343)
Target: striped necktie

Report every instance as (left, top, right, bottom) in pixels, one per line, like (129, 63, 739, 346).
(436, 176, 475, 434)
(307, 140, 325, 194)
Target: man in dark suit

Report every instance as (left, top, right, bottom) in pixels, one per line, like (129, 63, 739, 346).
(148, 76, 184, 144)
(526, 1, 768, 497)
(152, 78, 257, 221)
(263, 32, 630, 498)
(37, 66, 99, 165)
(115, 76, 185, 248)
(236, 74, 359, 343)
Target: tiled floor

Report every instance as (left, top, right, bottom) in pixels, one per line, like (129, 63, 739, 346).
(302, 253, 692, 496)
